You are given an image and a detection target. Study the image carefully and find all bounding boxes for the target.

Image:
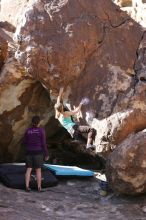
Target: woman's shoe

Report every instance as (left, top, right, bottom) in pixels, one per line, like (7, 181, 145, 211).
(38, 187, 43, 192)
(25, 187, 31, 192)
(86, 144, 96, 150)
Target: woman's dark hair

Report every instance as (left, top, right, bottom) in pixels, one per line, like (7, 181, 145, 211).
(32, 115, 40, 126)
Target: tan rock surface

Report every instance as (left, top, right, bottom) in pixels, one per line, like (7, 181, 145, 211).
(92, 109, 146, 158)
(0, 57, 52, 162)
(113, 0, 146, 27)
(106, 129, 146, 195)
(0, 0, 35, 27)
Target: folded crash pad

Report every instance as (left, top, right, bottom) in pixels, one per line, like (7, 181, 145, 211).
(0, 163, 25, 173)
(44, 164, 94, 177)
(0, 164, 58, 189)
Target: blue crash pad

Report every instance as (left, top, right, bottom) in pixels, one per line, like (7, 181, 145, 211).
(44, 164, 94, 176)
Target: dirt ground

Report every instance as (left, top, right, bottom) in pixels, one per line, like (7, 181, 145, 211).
(1, 176, 146, 220)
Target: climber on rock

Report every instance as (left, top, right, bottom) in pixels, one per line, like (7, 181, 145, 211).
(54, 87, 96, 150)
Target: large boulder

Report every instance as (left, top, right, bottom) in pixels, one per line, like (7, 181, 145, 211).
(92, 109, 146, 158)
(106, 129, 146, 195)
(14, 0, 143, 101)
(107, 40, 146, 193)
(13, 0, 145, 147)
(0, 0, 146, 166)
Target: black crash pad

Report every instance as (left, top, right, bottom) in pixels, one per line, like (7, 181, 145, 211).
(0, 164, 58, 189)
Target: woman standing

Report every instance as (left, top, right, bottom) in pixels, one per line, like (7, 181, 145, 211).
(23, 116, 49, 192)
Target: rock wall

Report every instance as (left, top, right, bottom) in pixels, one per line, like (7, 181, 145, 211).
(0, 35, 7, 70)
(0, 57, 53, 162)
(0, 0, 146, 194)
(106, 129, 146, 195)
(12, 0, 145, 155)
(113, 0, 146, 27)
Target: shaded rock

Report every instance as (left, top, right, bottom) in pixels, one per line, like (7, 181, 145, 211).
(48, 136, 104, 170)
(130, 31, 146, 110)
(45, 125, 104, 169)
(0, 34, 7, 70)
(0, 21, 16, 33)
(106, 129, 146, 195)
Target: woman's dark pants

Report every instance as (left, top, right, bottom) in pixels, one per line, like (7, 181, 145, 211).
(72, 125, 96, 145)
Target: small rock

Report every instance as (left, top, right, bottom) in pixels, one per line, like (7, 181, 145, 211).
(99, 190, 107, 197)
(67, 181, 75, 186)
(142, 206, 146, 213)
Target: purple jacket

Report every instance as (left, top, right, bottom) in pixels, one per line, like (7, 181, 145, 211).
(23, 127, 48, 156)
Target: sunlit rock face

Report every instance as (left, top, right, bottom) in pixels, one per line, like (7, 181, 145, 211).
(106, 129, 146, 195)
(0, 0, 35, 27)
(0, 57, 53, 162)
(113, 0, 146, 27)
(0, 0, 57, 162)
(92, 109, 146, 158)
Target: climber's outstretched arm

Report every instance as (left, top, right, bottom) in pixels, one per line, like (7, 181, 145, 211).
(63, 103, 82, 117)
(54, 87, 64, 119)
(56, 87, 64, 105)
